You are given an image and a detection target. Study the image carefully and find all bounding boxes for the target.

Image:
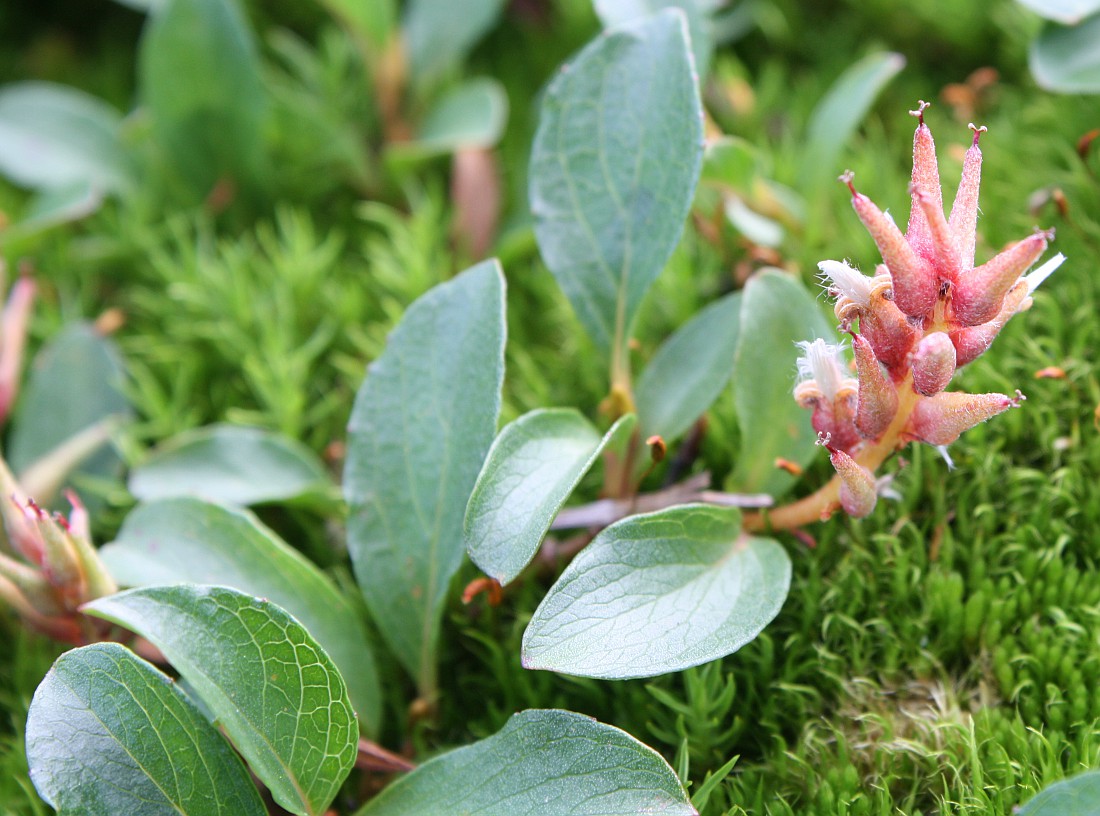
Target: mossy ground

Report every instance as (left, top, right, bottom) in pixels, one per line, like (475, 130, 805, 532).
(2, 0, 1098, 813)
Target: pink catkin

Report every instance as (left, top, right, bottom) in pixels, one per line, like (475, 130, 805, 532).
(907, 391, 1016, 446)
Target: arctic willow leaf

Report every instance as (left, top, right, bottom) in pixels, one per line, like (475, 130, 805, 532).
(801, 51, 905, 193)
(529, 10, 704, 356)
(1019, 771, 1100, 815)
(403, 0, 507, 85)
(356, 709, 696, 816)
(128, 424, 332, 506)
(139, 0, 269, 199)
(9, 322, 130, 498)
(635, 292, 741, 442)
(593, 0, 714, 78)
(99, 497, 382, 735)
(26, 643, 266, 816)
(730, 269, 832, 497)
(1030, 13, 1100, 93)
(465, 411, 635, 585)
(0, 82, 134, 195)
(345, 260, 505, 694)
(84, 585, 358, 816)
(522, 504, 790, 679)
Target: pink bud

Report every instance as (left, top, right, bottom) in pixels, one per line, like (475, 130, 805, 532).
(907, 390, 1021, 446)
(826, 444, 877, 518)
(850, 331, 898, 438)
(948, 125, 985, 270)
(951, 230, 1052, 326)
(911, 332, 957, 396)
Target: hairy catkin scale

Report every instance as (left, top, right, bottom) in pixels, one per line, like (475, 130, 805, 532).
(828, 447, 877, 517)
(850, 332, 898, 438)
(907, 391, 1016, 446)
(952, 231, 1051, 326)
(950, 281, 1031, 366)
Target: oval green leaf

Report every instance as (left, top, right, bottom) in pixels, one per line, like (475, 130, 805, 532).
(801, 51, 905, 193)
(128, 424, 332, 506)
(730, 269, 832, 497)
(1019, 771, 1100, 815)
(522, 504, 791, 679)
(1030, 14, 1100, 93)
(635, 292, 742, 442)
(9, 322, 130, 501)
(344, 260, 505, 694)
(356, 709, 696, 816)
(465, 411, 635, 585)
(26, 642, 266, 816)
(390, 77, 508, 162)
(403, 0, 507, 85)
(0, 81, 134, 194)
(84, 585, 358, 816)
(529, 9, 704, 355)
(139, 0, 269, 199)
(594, 0, 713, 78)
(99, 497, 382, 735)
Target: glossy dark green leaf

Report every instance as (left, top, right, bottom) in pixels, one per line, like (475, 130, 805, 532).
(27, 643, 266, 816)
(356, 709, 696, 815)
(0, 82, 134, 195)
(1019, 771, 1100, 815)
(128, 424, 332, 506)
(139, 0, 269, 198)
(403, 0, 506, 84)
(465, 411, 634, 585)
(344, 260, 505, 694)
(84, 585, 358, 816)
(9, 322, 130, 497)
(529, 10, 704, 355)
(1030, 13, 1100, 93)
(99, 497, 382, 735)
(593, 0, 713, 78)
(522, 504, 790, 679)
(730, 269, 832, 496)
(635, 292, 741, 442)
(801, 52, 905, 192)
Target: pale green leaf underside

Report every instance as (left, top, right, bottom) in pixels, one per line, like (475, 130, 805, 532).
(9, 321, 130, 491)
(403, 0, 506, 84)
(26, 643, 265, 816)
(128, 424, 332, 506)
(730, 269, 832, 497)
(0, 81, 133, 194)
(635, 292, 741, 442)
(99, 497, 382, 736)
(1019, 771, 1100, 815)
(522, 504, 791, 679)
(529, 9, 704, 354)
(1017, 0, 1100, 24)
(465, 411, 635, 584)
(140, 0, 269, 197)
(344, 260, 506, 692)
(593, 0, 713, 78)
(84, 585, 357, 816)
(1030, 14, 1100, 93)
(355, 709, 696, 816)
